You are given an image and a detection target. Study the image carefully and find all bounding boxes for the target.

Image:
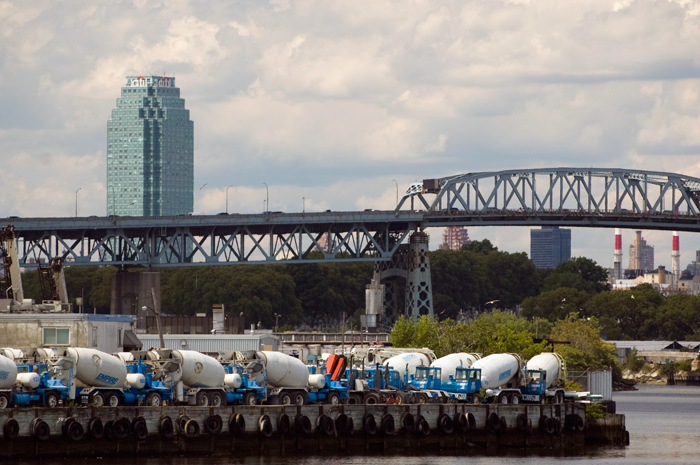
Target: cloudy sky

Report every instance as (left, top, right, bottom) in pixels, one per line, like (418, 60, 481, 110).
(2, 0, 700, 270)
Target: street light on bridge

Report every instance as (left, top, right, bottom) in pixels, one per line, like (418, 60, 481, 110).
(75, 187, 82, 217)
(225, 185, 234, 214)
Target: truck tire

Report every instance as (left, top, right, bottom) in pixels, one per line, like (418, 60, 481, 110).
(466, 412, 476, 431)
(364, 392, 381, 405)
(438, 414, 454, 434)
(132, 417, 148, 441)
(196, 391, 209, 406)
(44, 391, 60, 408)
(293, 391, 307, 406)
(177, 415, 190, 434)
(88, 417, 104, 439)
(334, 413, 348, 434)
(229, 413, 245, 434)
(317, 414, 334, 436)
(31, 418, 50, 441)
(348, 393, 362, 405)
(497, 392, 509, 404)
(67, 420, 85, 442)
(209, 391, 224, 407)
(279, 392, 292, 405)
(454, 413, 469, 433)
(258, 415, 272, 438)
(145, 392, 162, 407)
(417, 393, 429, 404)
(184, 419, 200, 437)
(401, 413, 415, 432)
(204, 415, 222, 435)
(363, 414, 378, 436)
(159, 416, 174, 438)
(380, 414, 395, 435)
(295, 414, 312, 435)
(0, 393, 9, 409)
(486, 412, 500, 434)
(243, 392, 257, 406)
(416, 416, 430, 436)
(510, 393, 521, 405)
(112, 417, 131, 440)
(103, 392, 120, 407)
(89, 392, 104, 407)
(277, 413, 291, 435)
(326, 392, 340, 405)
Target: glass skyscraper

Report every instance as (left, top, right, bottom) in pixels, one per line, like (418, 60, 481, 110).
(530, 226, 572, 269)
(107, 76, 193, 216)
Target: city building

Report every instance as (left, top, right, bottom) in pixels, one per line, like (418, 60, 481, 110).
(529, 226, 571, 269)
(627, 230, 654, 273)
(439, 226, 471, 250)
(107, 75, 193, 216)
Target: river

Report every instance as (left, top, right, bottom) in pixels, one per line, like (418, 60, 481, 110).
(16, 384, 700, 465)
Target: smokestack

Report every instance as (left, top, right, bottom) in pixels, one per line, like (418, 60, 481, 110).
(613, 228, 623, 280)
(672, 231, 680, 285)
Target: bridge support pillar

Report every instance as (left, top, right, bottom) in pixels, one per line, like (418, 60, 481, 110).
(405, 231, 433, 318)
(110, 271, 162, 327)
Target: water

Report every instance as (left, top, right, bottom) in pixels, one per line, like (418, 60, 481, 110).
(15, 384, 700, 465)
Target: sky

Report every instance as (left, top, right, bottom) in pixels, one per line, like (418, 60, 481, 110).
(2, 0, 700, 271)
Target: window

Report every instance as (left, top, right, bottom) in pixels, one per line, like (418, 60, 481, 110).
(118, 328, 123, 346)
(43, 328, 69, 345)
(92, 327, 98, 347)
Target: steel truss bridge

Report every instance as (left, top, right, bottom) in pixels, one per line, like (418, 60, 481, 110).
(3, 168, 700, 268)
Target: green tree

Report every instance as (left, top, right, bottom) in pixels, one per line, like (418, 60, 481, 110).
(552, 257, 610, 293)
(521, 287, 591, 321)
(548, 313, 617, 372)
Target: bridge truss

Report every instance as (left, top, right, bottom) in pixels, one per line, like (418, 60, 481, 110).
(5, 212, 422, 268)
(398, 168, 700, 231)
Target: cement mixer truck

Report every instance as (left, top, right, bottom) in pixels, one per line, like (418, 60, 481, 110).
(0, 349, 71, 408)
(53, 348, 172, 407)
(520, 352, 566, 404)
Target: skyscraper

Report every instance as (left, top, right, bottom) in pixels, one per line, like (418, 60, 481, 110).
(107, 75, 193, 216)
(628, 230, 654, 272)
(439, 226, 471, 250)
(530, 226, 571, 269)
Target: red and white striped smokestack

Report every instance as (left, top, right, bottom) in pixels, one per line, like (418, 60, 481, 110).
(613, 228, 623, 280)
(672, 231, 680, 284)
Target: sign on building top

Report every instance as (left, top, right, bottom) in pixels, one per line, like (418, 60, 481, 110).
(124, 76, 176, 88)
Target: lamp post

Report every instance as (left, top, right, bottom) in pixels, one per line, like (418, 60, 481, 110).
(225, 185, 234, 214)
(392, 179, 398, 206)
(142, 305, 165, 349)
(274, 312, 280, 332)
(262, 182, 268, 214)
(75, 187, 82, 217)
(302, 197, 305, 213)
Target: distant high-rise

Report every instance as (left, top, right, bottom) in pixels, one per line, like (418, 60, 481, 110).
(530, 226, 571, 269)
(107, 76, 193, 216)
(628, 230, 654, 272)
(439, 226, 471, 250)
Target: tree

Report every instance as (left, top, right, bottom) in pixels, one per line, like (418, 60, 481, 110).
(553, 257, 610, 293)
(461, 239, 498, 254)
(521, 287, 591, 321)
(548, 313, 618, 373)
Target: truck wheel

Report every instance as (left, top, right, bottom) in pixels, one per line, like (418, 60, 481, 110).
(210, 391, 224, 407)
(293, 391, 306, 406)
(90, 392, 104, 407)
(497, 392, 509, 404)
(326, 392, 340, 405)
(103, 392, 120, 407)
(146, 392, 162, 407)
(279, 392, 292, 405)
(243, 392, 257, 406)
(196, 391, 210, 406)
(348, 393, 362, 405)
(364, 392, 381, 405)
(0, 393, 10, 408)
(555, 391, 564, 404)
(45, 391, 59, 408)
(510, 393, 521, 405)
(417, 393, 429, 405)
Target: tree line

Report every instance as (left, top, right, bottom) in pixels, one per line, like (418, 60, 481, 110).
(14, 238, 700, 340)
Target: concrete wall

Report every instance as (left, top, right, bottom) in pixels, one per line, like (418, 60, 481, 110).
(0, 314, 134, 353)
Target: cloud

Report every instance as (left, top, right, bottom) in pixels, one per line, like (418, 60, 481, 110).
(3, 0, 700, 269)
